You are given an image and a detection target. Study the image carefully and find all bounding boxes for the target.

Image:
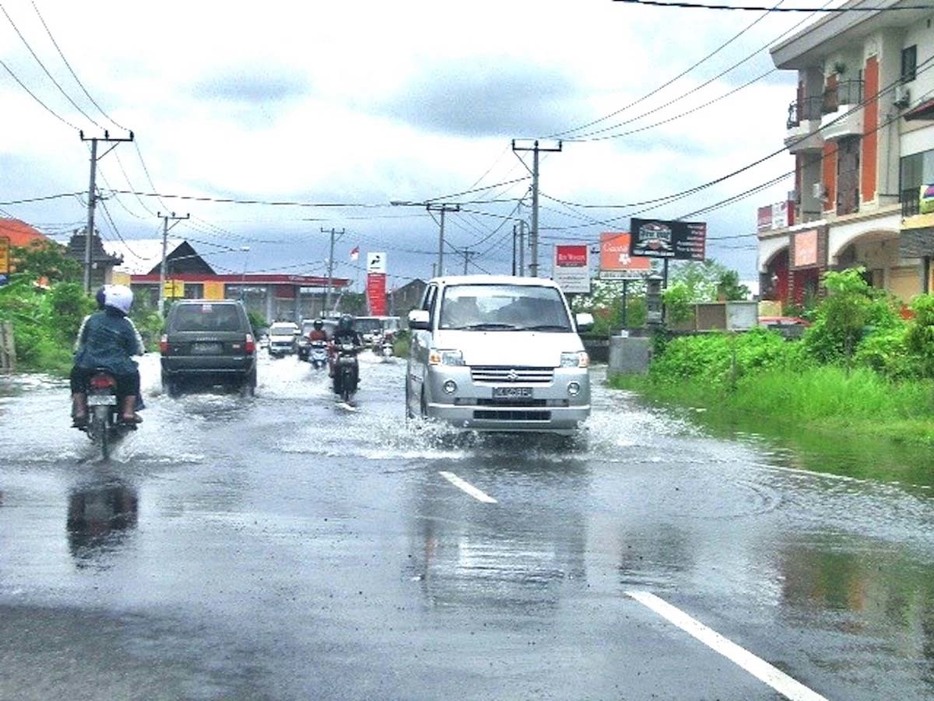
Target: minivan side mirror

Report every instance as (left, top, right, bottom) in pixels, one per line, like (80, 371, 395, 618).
(575, 312, 594, 332)
(408, 309, 431, 330)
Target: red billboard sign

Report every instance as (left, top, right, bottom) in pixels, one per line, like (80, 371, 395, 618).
(366, 273, 387, 315)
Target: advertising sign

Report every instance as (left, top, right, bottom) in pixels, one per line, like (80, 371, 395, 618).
(203, 281, 225, 300)
(629, 218, 706, 261)
(552, 243, 590, 294)
(598, 232, 651, 279)
(366, 251, 387, 315)
(757, 202, 795, 232)
(366, 273, 387, 315)
(0, 236, 9, 286)
(163, 279, 185, 298)
(367, 251, 386, 274)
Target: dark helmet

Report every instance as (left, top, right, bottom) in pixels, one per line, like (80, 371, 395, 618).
(313, 318, 324, 330)
(337, 314, 354, 332)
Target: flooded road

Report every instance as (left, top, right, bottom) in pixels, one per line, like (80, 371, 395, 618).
(1, 352, 933, 700)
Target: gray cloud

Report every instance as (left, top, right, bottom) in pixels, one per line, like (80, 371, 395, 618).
(191, 68, 310, 104)
(374, 58, 590, 138)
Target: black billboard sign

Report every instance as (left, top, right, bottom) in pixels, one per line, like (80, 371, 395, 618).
(629, 218, 706, 261)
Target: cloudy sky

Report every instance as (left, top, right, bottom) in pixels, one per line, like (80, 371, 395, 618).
(0, 0, 820, 290)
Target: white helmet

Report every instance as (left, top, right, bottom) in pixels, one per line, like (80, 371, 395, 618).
(103, 284, 134, 315)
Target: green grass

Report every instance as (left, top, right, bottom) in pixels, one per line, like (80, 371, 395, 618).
(610, 366, 934, 447)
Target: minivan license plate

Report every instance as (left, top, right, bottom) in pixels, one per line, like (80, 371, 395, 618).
(492, 386, 532, 399)
(192, 342, 222, 354)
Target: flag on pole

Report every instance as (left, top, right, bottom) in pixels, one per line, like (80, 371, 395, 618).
(350, 245, 359, 261)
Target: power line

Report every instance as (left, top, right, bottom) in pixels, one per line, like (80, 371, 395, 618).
(0, 2, 104, 130)
(614, 0, 934, 11)
(28, 0, 127, 131)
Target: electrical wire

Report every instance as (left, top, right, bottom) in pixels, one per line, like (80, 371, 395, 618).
(0, 2, 104, 130)
(29, 0, 127, 131)
(614, 0, 934, 12)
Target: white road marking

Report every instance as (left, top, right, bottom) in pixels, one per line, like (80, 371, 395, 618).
(439, 471, 497, 504)
(627, 590, 829, 701)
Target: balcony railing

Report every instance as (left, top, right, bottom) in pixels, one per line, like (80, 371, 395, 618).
(822, 80, 864, 114)
(901, 187, 920, 217)
(786, 96, 824, 129)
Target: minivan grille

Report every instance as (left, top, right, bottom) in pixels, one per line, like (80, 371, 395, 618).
(470, 367, 553, 384)
(473, 409, 552, 422)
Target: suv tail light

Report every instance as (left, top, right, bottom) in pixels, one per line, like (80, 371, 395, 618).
(244, 333, 255, 354)
(159, 334, 169, 354)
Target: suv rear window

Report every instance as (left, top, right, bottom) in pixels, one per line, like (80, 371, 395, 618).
(170, 303, 244, 332)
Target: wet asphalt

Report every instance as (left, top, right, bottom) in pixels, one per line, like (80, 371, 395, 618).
(1, 352, 934, 700)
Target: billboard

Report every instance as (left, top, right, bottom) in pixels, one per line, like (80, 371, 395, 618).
(598, 232, 651, 279)
(552, 243, 590, 294)
(629, 218, 706, 261)
(366, 252, 387, 315)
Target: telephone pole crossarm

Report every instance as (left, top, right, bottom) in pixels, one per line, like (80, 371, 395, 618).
(426, 203, 460, 276)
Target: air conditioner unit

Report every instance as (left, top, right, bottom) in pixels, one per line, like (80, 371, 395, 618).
(894, 85, 911, 108)
(812, 183, 828, 201)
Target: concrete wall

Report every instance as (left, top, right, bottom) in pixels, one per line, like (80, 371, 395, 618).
(608, 335, 652, 375)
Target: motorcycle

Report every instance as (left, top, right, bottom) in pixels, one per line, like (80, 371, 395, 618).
(378, 332, 394, 359)
(332, 342, 360, 403)
(79, 369, 136, 460)
(309, 340, 328, 370)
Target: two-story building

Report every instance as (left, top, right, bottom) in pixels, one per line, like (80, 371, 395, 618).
(760, 0, 934, 309)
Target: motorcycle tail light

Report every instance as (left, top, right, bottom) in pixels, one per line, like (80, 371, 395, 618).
(89, 374, 117, 389)
(244, 334, 256, 354)
(159, 334, 169, 354)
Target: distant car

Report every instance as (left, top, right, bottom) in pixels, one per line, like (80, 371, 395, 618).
(267, 322, 300, 357)
(296, 318, 337, 361)
(160, 299, 257, 397)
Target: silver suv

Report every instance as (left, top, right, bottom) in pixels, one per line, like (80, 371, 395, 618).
(405, 275, 593, 435)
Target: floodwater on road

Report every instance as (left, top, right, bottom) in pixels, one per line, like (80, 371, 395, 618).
(1, 352, 934, 700)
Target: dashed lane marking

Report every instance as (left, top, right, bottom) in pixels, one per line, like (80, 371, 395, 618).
(627, 590, 829, 701)
(439, 471, 497, 504)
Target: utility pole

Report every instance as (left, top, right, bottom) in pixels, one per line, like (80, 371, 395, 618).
(460, 248, 477, 274)
(426, 203, 460, 276)
(512, 139, 561, 278)
(512, 220, 527, 277)
(322, 227, 345, 313)
(157, 211, 189, 317)
(80, 130, 134, 294)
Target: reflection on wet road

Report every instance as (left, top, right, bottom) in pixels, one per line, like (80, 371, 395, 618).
(0, 352, 933, 699)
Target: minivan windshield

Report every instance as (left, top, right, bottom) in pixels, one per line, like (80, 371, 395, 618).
(439, 284, 572, 331)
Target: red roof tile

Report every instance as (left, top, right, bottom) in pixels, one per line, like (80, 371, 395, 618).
(0, 219, 50, 248)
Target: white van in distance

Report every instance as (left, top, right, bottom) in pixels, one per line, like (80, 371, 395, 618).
(405, 275, 593, 435)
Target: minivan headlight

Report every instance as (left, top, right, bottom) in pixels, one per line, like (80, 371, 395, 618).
(560, 351, 589, 368)
(429, 349, 465, 366)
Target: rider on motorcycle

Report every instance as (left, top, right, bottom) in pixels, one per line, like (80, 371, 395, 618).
(328, 314, 363, 390)
(307, 318, 328, 343)
(70, 284, 145, 427)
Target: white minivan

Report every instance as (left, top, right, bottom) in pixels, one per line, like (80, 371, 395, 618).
(405, 275, 593, 435)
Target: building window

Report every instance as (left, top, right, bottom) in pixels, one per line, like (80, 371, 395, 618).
(902, 45, 917, 82)
(899, 148, 934, 215)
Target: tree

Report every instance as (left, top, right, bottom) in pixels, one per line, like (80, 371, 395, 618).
(11, 240, 82, 284)
(666, 259, 749, 303)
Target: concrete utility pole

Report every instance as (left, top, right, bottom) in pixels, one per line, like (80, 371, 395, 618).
(426, 203, 460, 276)
(460, 248, 477, 275)
(322, 227, 345, 313)
(80, 130, 134, 293)
(511, 139, 561, 278)
(512, 220, 527, 277)
(157, 211, 190, 317)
